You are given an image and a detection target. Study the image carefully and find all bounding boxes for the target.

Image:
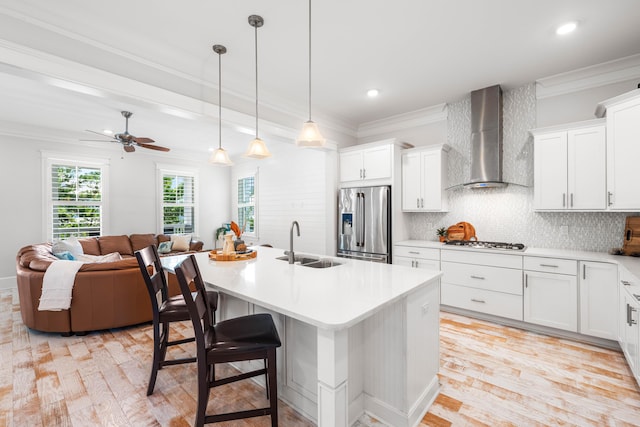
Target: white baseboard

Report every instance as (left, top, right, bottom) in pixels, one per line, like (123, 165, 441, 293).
(0, 276, 16, 290)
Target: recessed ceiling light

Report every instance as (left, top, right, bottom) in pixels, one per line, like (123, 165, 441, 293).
(103, 129, 113, 135)
(367, 89, 379, 98)
(556, 21, 577, 35)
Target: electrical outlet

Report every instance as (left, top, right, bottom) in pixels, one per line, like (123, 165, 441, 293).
(560, 225, 569, 236)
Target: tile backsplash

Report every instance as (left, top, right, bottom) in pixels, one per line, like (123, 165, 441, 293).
(407, 83, 632, 252)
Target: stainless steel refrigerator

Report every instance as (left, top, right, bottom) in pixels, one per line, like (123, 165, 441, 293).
(337, 185, 391, 263)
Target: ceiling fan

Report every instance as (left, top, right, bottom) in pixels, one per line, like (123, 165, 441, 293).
(83, 111, 170, 153)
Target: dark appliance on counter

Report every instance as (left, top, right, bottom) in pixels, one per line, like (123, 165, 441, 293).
(337, 185, 391, 263)
(445, 240, 526, 251)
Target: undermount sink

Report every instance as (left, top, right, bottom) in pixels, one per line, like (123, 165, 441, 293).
(275, 255, 341, 268)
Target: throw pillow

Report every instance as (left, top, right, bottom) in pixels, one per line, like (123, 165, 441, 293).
(158, 241, 173, 254)
(75, 252, 123, 263)
(53, 251, 76, 260)
(170, 234, 191, 252)
(51, 236, 84, 257)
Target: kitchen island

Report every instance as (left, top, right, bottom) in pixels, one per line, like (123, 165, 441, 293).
(162, 246, 441, 427)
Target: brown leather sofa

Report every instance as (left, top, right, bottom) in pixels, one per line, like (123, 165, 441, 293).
(16, 234, 204, 335)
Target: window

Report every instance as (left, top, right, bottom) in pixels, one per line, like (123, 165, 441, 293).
(237, 175, 256, 236)
(45, 155, 109, 240)
(159, 167, 198, 235)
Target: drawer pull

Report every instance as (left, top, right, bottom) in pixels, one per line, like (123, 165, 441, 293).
(408, 251, 420, 254)
(622, 280, 631, 286)
(539, 264, 559, 268)
(470, 275, 485, 280)
(470, 298, 486, 303)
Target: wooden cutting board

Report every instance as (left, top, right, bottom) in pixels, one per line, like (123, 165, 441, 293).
(622, 216, 640, 256)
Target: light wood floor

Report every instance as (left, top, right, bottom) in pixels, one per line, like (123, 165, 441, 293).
(2, 289, 639, 426)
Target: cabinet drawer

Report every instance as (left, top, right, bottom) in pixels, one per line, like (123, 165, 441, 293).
(394, 245, 440, 260)
(524, 256, 577, 275)
(441, 261, 522, 295)
(441, 283, 523, 321)
(441, 249, 522, 269)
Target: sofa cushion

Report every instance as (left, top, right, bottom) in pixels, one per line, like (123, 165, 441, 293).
(98, 235, 133, 256)
(78, 237, 101, 255)
(170, 234, 191, 252)
(130, 233, 157, 252)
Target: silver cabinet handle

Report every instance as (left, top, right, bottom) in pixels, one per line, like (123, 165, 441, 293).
(360, 169, 363, 179)
(408, 251, 420, 254)
(417, 198, 420, 208)
(570, 193, 574, 208)
(525, 273, 528, 288)
(622, 280, 631, 286)
(470, 275, 485, 280)
(362, 168, 366, 179)
(608, 191, 613, 206)
(411, 260, 415, 268)
(420, 198, 424, 208)
(540, 264, 558, 268)
(583, 264, 586, 280)
(415, 261, 419, 268)
(470, 298, 486, 303)
(631, 307, 638, 325)
(563, 193, 566, 207)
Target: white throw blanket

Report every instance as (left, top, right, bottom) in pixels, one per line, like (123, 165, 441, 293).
(38, 260, 85, 311)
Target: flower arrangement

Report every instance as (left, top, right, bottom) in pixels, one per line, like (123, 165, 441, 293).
(230, 221, 247, 251)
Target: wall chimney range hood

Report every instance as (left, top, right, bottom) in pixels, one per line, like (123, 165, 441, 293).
(464, 84, 507, 188)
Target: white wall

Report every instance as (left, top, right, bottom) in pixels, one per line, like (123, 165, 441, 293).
(0, 136, 230, 289)
(233, 143, 338, 256)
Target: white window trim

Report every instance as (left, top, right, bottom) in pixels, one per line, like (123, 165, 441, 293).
(232, 167, 259, 240)
(156, 163, 199, 236)
(42, 151, 110, 241)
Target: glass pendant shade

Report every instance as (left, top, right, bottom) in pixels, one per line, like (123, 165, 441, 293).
(296, 120, 325, 147)
(245, 137, 272, 158)
(209, 147, 233, 165)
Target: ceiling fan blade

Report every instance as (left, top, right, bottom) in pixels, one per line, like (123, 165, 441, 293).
(124, 145, 135, 153)
(137, 143, 170, 152)
(132, 136, 155, 143)
(84, 129, 110, 137)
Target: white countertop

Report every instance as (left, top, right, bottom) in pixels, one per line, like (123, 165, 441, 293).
(395, 239, 640, 291)
(162, 246, 441, 331)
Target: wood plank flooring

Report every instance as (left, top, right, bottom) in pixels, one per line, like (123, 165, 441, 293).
(2, 289, 639, 426)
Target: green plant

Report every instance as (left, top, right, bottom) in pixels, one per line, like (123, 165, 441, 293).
(215, 227, 227, 241)
(436, 227, 447, 237)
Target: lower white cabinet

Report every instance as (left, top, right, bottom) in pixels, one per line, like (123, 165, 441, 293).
(524, 270, 578, 332)
(579, 261, 618, 340)
(440, 249, 523, 321)
(393, 244, 440, 270)
(619, 268, 640, 386)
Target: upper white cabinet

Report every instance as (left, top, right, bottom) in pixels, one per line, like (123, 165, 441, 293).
(596, 89, 640, 210)
(531, 120, 606, 211)
(339, 143, 391, 183)
(401, 145, 449, 212)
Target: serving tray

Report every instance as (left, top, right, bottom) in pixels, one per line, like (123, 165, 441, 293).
(209, 250, 257, 261)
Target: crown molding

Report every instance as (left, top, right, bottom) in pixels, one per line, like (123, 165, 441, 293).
(536, 53, 640, 99)
(357, 103, 447, 139)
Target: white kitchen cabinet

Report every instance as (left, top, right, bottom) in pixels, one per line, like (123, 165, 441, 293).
(440, 249, 523, 321)
(393, 244, 440, 270)
(524, 257, 578, 332)
(339, 144, 391, 183)
(531, 120, 606, 211)
(401, 145, 449, 212)
(619, 277, 640, 384)
(596, 89, 640, 210)
(579, 261, 618, 340)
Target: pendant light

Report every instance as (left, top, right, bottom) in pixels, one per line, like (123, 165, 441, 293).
(245, 14, 272, 159)
(296, 0, 325, 147)
(209, 44, 233, 166)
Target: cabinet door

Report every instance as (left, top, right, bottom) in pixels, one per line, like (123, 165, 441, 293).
(362, 145, 391, 180)
(534, 132, 568, 210)
(607, 99, 640, 210)
(579, 262, 617, 340)
(339, 150, 363, 182)
(568, 126, 606, 210)
(524, 270, 577, 332)
(622, 292, 640, 379)
(421, 150, 443, 211)
(401, 151, 422, 210)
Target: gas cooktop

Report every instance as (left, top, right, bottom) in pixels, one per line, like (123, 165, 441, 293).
(444, 240, 526, 251)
